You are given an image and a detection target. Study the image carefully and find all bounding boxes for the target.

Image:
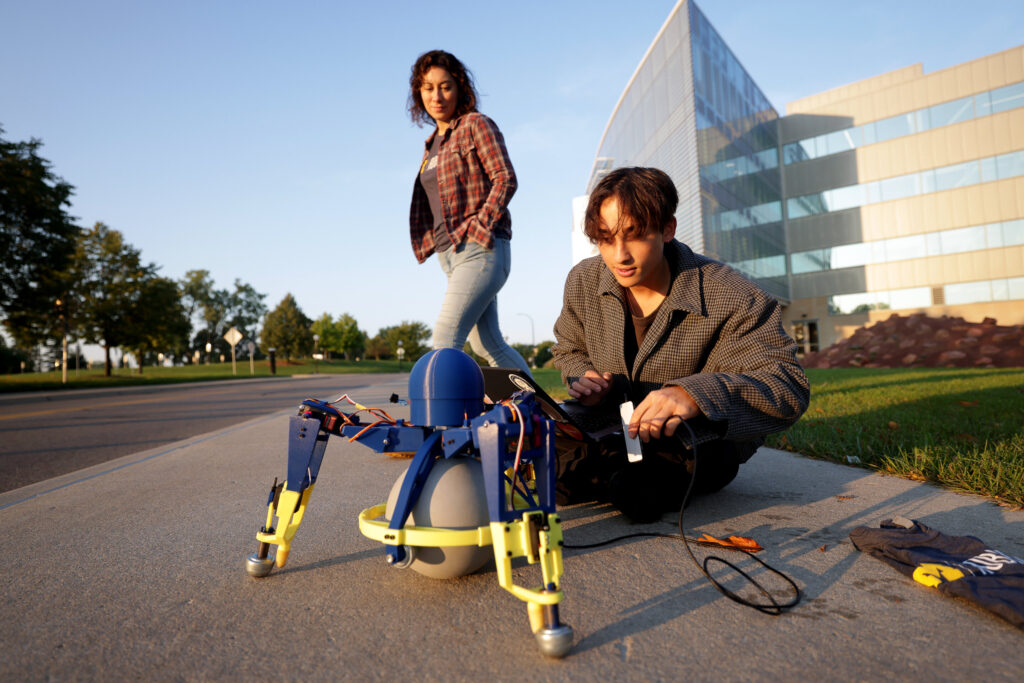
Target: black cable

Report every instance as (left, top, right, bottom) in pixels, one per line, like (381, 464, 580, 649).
(564, 420, 800, 615)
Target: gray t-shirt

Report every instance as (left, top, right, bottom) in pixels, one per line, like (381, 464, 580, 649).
(419, 134, 452, 252)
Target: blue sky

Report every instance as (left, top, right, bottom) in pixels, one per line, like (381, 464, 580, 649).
(2, 0, 1022, 359)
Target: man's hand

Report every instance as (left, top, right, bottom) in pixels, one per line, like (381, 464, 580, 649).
(629, 385, 701, 442)
(568, 370, 613, 407)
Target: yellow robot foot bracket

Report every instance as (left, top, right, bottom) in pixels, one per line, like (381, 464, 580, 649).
(247, 484, 316, 576)
(490, 512, 574, 657)
(491, 512, 566, 603)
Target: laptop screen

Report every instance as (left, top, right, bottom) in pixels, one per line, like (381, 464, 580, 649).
(479, 367, 571, 424)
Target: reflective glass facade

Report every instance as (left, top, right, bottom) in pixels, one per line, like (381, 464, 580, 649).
(690, 5, 786, 297)
(585, 0, 788, 300)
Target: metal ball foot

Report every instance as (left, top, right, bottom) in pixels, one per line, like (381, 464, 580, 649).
(246, 553, 274, 578)
(385, 545, 416, 569)
(535, 624, 574, 658)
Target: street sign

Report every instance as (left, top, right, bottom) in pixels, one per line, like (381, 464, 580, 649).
(224, 327, 243, 346)
(224, 327, 243, 375)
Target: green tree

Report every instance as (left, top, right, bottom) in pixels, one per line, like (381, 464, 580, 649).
(226, 279, 267, 338)
(125, 276, 190, 374)
(366, 333, 390, 361)
(180, 269, 214, 357)
(512, 343, 535, 367)
(75, 223, 159, 376)
(377, 321, 431, 363)
(183, 272, 228, 355)
(180, 269, 213, 326)
(1, 127, 80, 349)
(533, 340, 555, 368)
(180, 271, 266, 362)
(336, 313, 366, 360)
(0, 334, 33, 374)
(201, 289, 230, 341)
(311, 313, 340, 359)
(260, 293, 312, 360)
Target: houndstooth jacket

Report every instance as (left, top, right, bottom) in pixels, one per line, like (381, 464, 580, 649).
(553, 239, 809, 448)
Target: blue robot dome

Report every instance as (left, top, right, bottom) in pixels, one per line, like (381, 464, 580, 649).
(408, 348, 485, 427)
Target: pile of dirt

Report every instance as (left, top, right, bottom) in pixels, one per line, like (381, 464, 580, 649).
(801, 313, 1024, 369)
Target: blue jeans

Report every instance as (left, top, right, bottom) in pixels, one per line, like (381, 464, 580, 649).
(434, 238, 530, 372)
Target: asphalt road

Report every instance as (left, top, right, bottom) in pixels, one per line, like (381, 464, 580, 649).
(0, 374, 407, 492)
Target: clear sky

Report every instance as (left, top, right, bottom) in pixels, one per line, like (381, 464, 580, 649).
(2, 0, 1022, 360)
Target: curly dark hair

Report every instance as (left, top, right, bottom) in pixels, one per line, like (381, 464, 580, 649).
(407, 50, 479, 126)
(584, 167, 679, 243)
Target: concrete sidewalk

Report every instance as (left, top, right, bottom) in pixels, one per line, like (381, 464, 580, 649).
(2, 376, 1021, 681)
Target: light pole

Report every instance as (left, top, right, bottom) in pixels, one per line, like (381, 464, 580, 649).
(313, 334, 320, 374)
(396, 340, 405, 370)
(518, 312, 535, 367)
(517, 312, 535, 346)
(55, 298, 68, 384)
(205, 342, 212, 364)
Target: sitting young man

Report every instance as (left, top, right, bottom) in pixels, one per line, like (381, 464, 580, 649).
(552, 166, 809, 522)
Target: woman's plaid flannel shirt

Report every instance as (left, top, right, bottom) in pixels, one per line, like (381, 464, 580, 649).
(408, 112, 517, 263)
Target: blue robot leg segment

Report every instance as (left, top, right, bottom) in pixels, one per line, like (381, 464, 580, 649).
(384, 430, 443, 566)
(475, 407, 558, 522)
(286, 413, 331, 493)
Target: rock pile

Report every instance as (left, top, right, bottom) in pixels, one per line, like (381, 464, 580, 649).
(801, 313, 1024, 369)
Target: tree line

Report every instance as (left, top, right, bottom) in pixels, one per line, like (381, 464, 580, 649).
(260, 293, 432, 364)
(0, 126, 439, 375)
(260, 296, 554, 368)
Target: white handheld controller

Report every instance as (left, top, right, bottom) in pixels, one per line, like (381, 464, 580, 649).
(619, 401, 644, 463)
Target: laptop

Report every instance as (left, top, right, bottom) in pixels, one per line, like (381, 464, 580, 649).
(480, 367, 621, 441)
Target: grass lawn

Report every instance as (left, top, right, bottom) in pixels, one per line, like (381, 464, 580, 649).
(770, 368, 1024, 508)
(6, 363, 1022, 507)
(531, 367, 570, 401)
(0, 358, 410, 393)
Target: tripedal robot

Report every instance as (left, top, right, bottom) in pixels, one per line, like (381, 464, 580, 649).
(245, 349, 574, 657)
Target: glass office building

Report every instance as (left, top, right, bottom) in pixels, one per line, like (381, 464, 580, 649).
(578, 0, 787, 299)
(575, 0, 1024, 351)
(780, 47, 1024, 351)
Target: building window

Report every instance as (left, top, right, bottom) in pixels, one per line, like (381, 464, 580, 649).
(792, 320, 819, 355)
(789, 219, 1022, 274)
(782, 80, 1024, 165)
(787, 149, 1024, 219)
(829, 287, 931, 315)
(945, 276, 1024, 305)
(827, 278, 1024, 315)
(979, 81, 1024, 116)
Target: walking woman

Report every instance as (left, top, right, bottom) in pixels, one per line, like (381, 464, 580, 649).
(407, 49, 531, 372)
